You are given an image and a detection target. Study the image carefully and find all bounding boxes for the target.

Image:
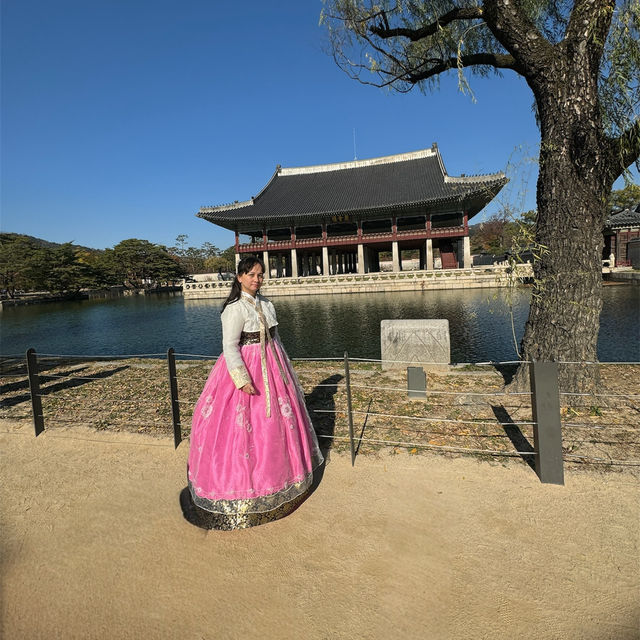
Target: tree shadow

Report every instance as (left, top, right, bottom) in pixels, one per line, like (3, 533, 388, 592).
(494, 363, 520, 386)
(0, 358, 28, 377)
(0, 362, 96, 395)
(1, 377, 34, 395)
(491, 404, 536, 471)
(0, 365, 129, 409)
(1, 356, 93, 376)
(180, 373, 344, 530)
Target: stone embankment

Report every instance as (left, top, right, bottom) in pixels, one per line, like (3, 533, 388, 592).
(606, 269, 640, 284)
(183, 264, 533, 299)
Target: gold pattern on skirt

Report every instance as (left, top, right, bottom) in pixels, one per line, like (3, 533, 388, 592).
(183, 488, 309, 530)
(188, 466, 315, 514)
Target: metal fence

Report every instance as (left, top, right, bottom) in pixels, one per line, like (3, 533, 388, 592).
(2, 349, 639, 486)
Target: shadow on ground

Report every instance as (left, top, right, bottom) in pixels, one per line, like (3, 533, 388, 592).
(492, 404, 536, 472)
(1, 365, 130, 409)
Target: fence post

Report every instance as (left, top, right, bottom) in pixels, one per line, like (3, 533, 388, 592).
(26, 348, 45, 436)
(344, 351, 356, 466)
(529, 361, 564, 485)
(407, 366, 427, 399)
(167, 348, 182, 449)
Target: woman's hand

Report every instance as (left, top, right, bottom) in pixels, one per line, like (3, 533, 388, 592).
(241, 383, 256, 395)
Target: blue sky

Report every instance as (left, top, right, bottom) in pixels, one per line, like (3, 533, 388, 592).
(1, 1, 635, 252)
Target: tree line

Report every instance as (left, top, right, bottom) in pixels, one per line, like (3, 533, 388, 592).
(470, 185, 639, 256)
(0, 235, 236, 298)
(2, 184, 636, 297)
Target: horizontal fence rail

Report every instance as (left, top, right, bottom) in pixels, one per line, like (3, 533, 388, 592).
(1, 350, 639, 484)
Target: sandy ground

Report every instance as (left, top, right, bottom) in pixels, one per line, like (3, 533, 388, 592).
(1, 421, 638, 640)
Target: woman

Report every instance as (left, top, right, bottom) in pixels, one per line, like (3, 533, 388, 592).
(184, 256, 324, 529)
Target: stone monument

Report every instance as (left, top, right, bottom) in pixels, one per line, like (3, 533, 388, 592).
(380, 319, 450, 370)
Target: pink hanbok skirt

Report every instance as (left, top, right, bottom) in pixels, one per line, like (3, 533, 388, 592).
(187, 338, 323, 528)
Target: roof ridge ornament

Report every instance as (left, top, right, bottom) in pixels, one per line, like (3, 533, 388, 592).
(278, 147, 438, 176)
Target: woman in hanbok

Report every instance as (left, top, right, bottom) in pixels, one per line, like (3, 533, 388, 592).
(183, 256, 324, 529)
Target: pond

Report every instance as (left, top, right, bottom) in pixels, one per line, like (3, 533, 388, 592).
(2, 285, 638, 363)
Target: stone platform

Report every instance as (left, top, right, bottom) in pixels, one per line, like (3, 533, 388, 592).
(182, 265, 533, 299)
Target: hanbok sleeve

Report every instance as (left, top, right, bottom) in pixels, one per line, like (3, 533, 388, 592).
(221, 302, 252, 389)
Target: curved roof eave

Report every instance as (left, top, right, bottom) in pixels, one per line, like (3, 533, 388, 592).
(198, 177, 508, 232)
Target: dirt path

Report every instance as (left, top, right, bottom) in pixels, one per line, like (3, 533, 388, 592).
(1, 421, 638, 640)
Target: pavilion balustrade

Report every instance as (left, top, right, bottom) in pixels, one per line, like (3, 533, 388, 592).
(239, 225, 466, 252)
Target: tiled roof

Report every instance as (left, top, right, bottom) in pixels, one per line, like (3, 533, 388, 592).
(605, 203, 640, 228)
(198, 145, 507, 232)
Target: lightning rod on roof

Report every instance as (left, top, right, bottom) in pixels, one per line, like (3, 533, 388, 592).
(353, 128, 357, 161)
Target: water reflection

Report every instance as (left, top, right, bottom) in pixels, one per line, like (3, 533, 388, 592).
(2, 286, 637, 362)
(273, 288, 532, 362)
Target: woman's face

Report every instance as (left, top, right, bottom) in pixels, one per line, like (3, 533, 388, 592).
(237, 263, 264, 296)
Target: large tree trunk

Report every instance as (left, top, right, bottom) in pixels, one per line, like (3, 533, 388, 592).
(514, 53, 615, 394)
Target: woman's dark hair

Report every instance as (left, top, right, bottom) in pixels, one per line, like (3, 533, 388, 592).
(221, 255, 265, 312)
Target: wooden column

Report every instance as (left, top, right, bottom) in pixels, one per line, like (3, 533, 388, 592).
(356, 221, 365, 274)
(463, 236, 471, 268)
(322, 246, 329, 275)
(290, 226, 298, 277)
(426, 239, 434, 271)
(392, 241, 400, 272)
(357, 244, 365, 274)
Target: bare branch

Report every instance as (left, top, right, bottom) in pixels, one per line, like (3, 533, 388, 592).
(370, 7, 484, 41)
(330, 50, 415, 91)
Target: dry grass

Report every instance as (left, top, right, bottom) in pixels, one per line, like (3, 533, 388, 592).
(1, 356, 639, 470)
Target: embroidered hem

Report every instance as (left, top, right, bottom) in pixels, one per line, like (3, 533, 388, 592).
(188, 464, 316, 515)
(181, 487, 309, 530)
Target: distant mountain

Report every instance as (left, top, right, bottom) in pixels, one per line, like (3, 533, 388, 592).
(0, 232, 103, 254)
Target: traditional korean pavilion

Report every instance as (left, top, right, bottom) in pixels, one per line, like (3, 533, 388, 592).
(198, 144, 507, 277)
(603, 203, 640, 267)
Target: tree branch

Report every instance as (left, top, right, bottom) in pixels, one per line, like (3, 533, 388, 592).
(407, 52, 521, 83)
(609, 118, 640, 178)
(566, 0, 615, 52)
(370, 7, 484, 41)
(482, 0, 553, 76)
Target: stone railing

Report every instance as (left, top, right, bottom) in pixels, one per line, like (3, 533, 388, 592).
(182, 264, 533, 299)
